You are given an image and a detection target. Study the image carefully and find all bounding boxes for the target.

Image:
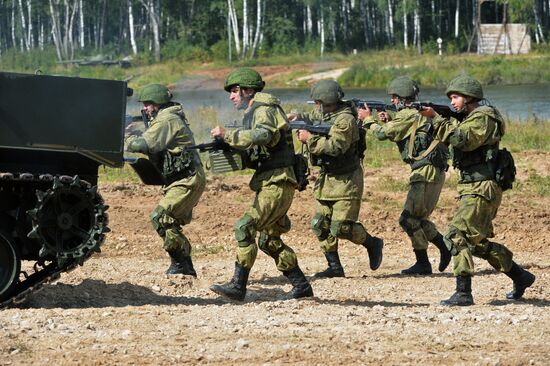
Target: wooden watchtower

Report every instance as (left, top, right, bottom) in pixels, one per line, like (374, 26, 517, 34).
(474, 0, 530, 54)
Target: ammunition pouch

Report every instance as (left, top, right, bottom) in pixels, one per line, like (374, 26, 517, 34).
(312, 151, 360, 175)
(162, 150, 197, 185)
(452, 144, 499, 184)
(494, 148, 516, 191)
(293, 154, 309, 191)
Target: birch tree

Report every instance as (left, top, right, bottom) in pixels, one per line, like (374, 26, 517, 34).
(128, 0, 137, 54)
(227, 0, 241, 56)
(139, 0, 160, 61)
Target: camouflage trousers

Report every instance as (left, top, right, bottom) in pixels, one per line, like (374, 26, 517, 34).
(151, 172, 206, 255)
(234, 181, 298, 272)
(311, 198, 369, 253)
(445, 187, 514, 277)
(401, 172, 445, 250)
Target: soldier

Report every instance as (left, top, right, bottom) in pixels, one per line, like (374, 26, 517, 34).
(357, 76, 451, 275)
(209, 68, 313, 301)
(288, 79, 383, 278)
(420, 75, 536, 305)
(125, 84, 206, 277)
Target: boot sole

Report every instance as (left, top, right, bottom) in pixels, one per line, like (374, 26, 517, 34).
(209, 285, 246, 301)
(401, 270, 433, 275)
(440, 300, 474, 306)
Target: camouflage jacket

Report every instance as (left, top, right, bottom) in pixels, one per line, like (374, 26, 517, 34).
(126, 104, 205, 189)
(224, 92, 297, 192)
(298, 105, 363, 200)
(433, 105, 504, 199)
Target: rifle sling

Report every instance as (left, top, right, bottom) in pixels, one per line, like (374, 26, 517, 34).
(407, 117, 441, 162)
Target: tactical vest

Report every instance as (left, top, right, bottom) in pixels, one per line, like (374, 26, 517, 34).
(242, 101, 295, 173)
(310, 108, 361, 175)
(396, 120, 449, 171)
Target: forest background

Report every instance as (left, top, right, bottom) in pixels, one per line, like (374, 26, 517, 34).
(0, 0, 549, 89)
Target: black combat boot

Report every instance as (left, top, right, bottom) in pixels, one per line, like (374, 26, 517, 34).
(283, 266, 314, 299)
(314, 251, 345, 278)
(440, 276, 474, 306)
(504, 262, 536, 300)
(401, 249, 433, 275)
(430, 233, 451, 272)
(166, 250, 197, 277)
(209, 263, 250, 301)
(363, 235, 384, 270)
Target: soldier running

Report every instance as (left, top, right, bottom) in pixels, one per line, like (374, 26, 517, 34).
(288, 79, 383, 278)
(420, 75, 536, 305)
(209, 68, 313, 301)
(358, 76, 451, 275)
(125, 84, 206, 277)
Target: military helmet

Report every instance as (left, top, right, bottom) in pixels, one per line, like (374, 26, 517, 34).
(310, 79, 344, 104)
(386, 76, 419, 99)
(445, 75, 483, 99)
(138, 84, 173, 104)
(224, 68, 265, 92)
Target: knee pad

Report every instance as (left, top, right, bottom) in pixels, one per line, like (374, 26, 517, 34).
(398, 210, 421, 237)
(330, 220, 355, 241)
(311, 213, 330, 241)
(234, 214, 257, 247)
(150, 206, 176, 238)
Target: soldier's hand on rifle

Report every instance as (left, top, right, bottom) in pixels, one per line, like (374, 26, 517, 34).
(211, 126, 226, 138)
(287, 113, 299, 121)
(296, 129, 312, 143)
(419, 106, 436, 118)
(125, 122, 143, 136)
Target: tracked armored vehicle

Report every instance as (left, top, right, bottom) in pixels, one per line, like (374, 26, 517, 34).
(0, 71, 128, 307)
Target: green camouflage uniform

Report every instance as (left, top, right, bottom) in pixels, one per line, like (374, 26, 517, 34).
(433, 105, 514, 277)
(364, 108, 447, 250)
(223, 92, 299, 272)
(127, 104, 206, 255)
(298, 104, 369, 253)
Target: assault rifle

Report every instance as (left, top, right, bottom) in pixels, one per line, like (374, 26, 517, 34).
(307, 99, 397, 112)
(288, 120, 332, 136)
(333, 98, 466, 121)
(184, 137, 232, 152)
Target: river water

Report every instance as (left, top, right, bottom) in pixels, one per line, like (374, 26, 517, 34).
(128, 83, 550, 122)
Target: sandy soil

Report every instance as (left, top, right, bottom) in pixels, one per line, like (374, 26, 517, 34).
(1, 151, 549, 365)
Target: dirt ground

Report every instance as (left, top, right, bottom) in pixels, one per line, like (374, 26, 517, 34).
(1, 151, 549, 365)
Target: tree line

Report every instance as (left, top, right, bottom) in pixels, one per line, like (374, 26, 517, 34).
(0, 0, 548, 63)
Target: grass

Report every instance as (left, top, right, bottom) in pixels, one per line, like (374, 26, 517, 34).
(524, 172, 550, 197)
(338, 52, 550, 88)
(501, 121, 550, 152)
(374, 175, 409, 192)
(98, 165, 140, 184)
